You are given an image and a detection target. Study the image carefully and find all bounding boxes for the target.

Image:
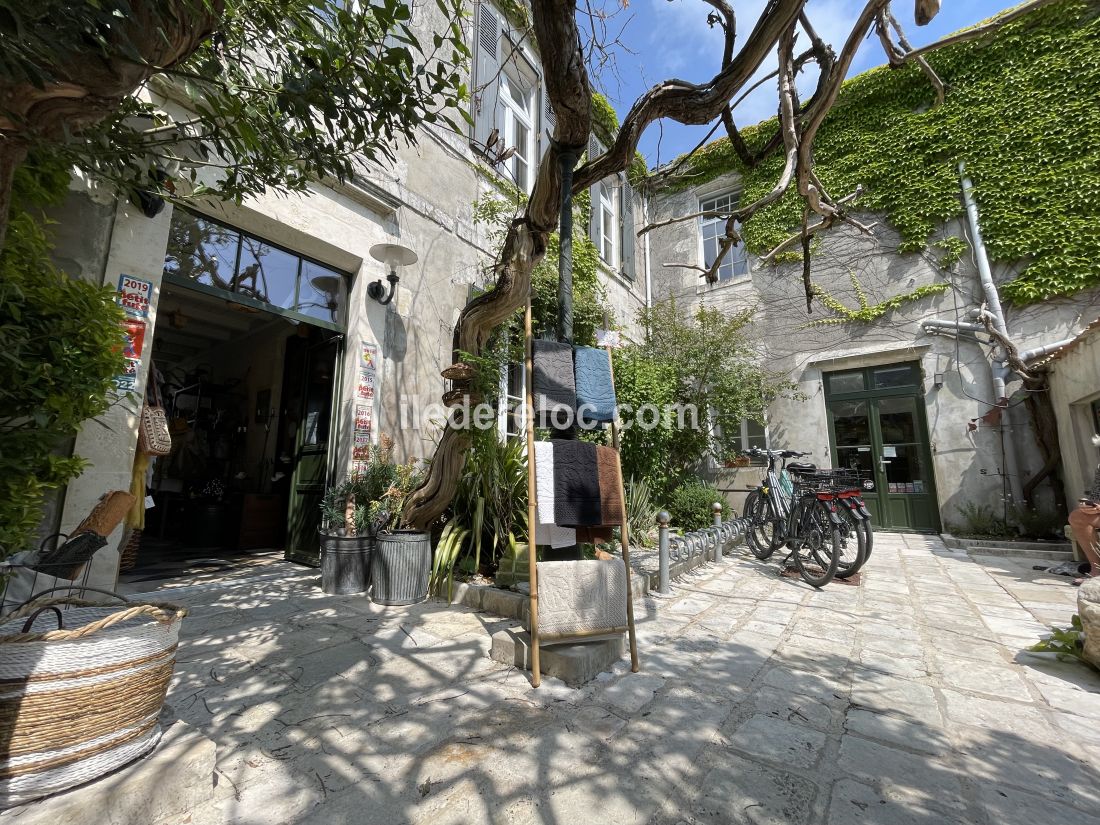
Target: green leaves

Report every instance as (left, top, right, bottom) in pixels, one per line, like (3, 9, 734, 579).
(665, 0, 1100, 304)
(2, 0, 469, 207)
(0, 158, 126, 555)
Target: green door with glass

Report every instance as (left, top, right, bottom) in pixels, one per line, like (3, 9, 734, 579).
(825, 363, 939, 532)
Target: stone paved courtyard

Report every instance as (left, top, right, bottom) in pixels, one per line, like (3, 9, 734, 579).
(132, 533, 1100, 823)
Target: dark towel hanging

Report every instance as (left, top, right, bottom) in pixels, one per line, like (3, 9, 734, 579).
(552, 439, 602, 526)
(533, 340, 577, 430)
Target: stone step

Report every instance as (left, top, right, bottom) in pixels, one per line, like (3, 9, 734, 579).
(942, 533, 1072, 553)
(0, 718, 216, 825)
(490, 626, 624, 687)
(967, 546, 1075, 561)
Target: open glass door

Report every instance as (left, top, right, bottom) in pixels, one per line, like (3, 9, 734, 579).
(284, 332, 344, 565)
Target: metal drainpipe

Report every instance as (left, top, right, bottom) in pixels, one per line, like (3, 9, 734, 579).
(959, 162, 1023, 510)
(642, 192, 653, 312)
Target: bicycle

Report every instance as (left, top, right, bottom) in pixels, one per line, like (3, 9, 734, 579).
(741, 449, 844, 587)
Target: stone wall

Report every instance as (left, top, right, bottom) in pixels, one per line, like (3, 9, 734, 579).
(646, 169, 1100, 527)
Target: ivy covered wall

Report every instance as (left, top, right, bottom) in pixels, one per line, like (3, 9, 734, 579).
(660, 0, 1100, 304)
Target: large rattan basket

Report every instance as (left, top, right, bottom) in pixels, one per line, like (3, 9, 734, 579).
(0, 590, 187, 807)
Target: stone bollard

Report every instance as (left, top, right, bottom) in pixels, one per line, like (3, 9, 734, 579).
(1078, 578, 1100, 668)
(657, 510, 671, 595)
(712, 502, 723, 561)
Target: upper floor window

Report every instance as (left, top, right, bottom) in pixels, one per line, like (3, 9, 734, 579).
(498, 71, 535, 192)
(471, 3, 548, 194)
(596, 179, 620, 267)
(587, 134, 636, 280)
(699, 191, 749, 282)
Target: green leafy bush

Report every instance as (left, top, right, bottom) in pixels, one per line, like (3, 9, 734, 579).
(1016, 507, 1065, 540)
(666, 481, 728, 532)
(0, 157, 125, 557)
(948, 502, 1014, 539)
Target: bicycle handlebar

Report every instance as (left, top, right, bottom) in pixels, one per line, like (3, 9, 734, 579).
(744, 448, 813, 459)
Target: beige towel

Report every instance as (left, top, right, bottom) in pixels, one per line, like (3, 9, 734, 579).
(531, 559, 628, 642)
(534, 441, 576, 549)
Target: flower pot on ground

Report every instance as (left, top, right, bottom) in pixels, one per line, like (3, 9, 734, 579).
(371, 530, 432, 605)
(318, 459, 394, 596)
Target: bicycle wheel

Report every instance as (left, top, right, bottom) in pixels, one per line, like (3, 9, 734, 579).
(793, 498, 840, 588)
(834, 502, 868, 578)
(744, 489, 779, 560)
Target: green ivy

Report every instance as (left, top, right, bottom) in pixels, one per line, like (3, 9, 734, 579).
(806, 272, 951, 327)
(659, 0, 1100, 304)
(0, 154, 126, 557)
(591, 91, 649, 186)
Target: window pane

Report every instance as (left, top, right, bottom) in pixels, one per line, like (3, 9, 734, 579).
(298, 261, 346, 324)
(873, 365, 917, 389)
(236, 236, 299, 308)
(164, 211, 240, 289)
(827, 371, 865, 394)
(884, 445, 926, 493)
(877, 395, 918, 443)
(745, 418, 767, 450)
(831, 399, 871, 446)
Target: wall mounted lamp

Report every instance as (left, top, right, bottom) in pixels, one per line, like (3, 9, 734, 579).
(367, 242, 418, 306)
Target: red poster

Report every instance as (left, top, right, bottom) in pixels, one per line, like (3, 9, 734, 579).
(122, 318, 146, 360)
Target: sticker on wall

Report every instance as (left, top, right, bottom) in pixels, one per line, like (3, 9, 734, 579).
(350, 343, 379, 473)
(353, 431, 372, 461)
(117, 274, 154, 318)
(122, 317, 146, 360)
(354, 403, 373, 432)
(115, 357, 139, 392)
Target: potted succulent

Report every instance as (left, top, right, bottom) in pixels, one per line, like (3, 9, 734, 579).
(318, 443, 397, 596)
(371, 456, 432, 606)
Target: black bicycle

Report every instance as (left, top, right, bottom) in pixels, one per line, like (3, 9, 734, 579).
(741, 449, 844, 587)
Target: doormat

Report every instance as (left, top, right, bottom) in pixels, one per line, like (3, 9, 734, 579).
(779, 567, 862, 586)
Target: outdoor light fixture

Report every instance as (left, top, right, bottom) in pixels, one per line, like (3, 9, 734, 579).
(933, 372, 945, 388)
(367, 243, 417, 306)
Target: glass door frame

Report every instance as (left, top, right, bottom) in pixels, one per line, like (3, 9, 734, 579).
(824, 362, 941, 533)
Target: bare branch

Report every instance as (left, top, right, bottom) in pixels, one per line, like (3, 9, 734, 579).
(879, 5, 945, 104)
(905, 0, 1063, 60)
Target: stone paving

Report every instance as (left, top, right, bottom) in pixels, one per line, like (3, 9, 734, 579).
(142, 532, 1100, 825)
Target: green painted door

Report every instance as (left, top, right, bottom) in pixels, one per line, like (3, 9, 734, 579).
(825, 363, 939, 532)
(285, 333, 343, 565)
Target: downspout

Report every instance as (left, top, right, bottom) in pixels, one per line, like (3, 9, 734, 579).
(959, 162, 1022, 509)
(642, 190, 653, 311)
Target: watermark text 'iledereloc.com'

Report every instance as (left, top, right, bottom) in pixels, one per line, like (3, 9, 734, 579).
(395, 398, 703, 432)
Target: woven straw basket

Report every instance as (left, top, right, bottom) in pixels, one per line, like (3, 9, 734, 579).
(0, 591, 187, 807)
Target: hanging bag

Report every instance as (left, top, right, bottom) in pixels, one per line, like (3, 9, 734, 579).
(138, 361, 172, 456)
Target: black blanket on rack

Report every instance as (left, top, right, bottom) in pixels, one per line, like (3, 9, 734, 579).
(552, 439, 602, 526)
(533, 340, 576, 429)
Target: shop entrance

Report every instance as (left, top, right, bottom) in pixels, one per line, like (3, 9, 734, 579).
(122, 209, 348, 584)
(824, 362, 940, 532)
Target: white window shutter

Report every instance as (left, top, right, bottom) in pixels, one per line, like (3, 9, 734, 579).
(620, 177, 636, 280)
(588, 135, 605, 244)
(473, 4, 501, 151)
(538, 90, 557, 160)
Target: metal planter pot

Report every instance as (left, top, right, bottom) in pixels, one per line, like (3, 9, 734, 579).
(371, 530, 431, 605)
(319, 533, 373, 596)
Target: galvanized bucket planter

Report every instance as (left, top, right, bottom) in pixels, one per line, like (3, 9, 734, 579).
(319, 533, 373, 596)
(371, 531, 431, 605)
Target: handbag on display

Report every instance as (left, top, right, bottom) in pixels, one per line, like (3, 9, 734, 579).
(138, 361, 173, 457)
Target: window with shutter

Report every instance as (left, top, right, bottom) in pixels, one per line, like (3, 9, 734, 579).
(699, 191, 750, 281)
(620, 178, 636, 280)
(472, 4, 501, 151)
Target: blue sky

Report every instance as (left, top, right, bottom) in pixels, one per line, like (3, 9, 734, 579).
(596, 0, 1017, 166)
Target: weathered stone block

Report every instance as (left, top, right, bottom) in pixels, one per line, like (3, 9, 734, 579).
(1078, 578, 1100, 668)
(490, 627, 623, 687)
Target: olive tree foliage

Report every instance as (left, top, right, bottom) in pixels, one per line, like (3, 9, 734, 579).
(0, 0, 469, 247)
(402, 0, 1058, 528)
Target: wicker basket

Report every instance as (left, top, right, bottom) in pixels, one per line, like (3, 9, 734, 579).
(0, 591, 187, 807)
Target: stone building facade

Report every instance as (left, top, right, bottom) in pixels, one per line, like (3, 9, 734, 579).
(44, 0, 648, 587)
(646, 170, 1100, 533)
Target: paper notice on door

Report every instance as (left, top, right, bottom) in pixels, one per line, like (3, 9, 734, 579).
(883, 446, 897, 457)
(858, 447, 871, 452)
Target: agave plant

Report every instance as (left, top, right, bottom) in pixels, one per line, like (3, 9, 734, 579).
(430, 431, 528, 599)
(625, 475, 658, 548)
